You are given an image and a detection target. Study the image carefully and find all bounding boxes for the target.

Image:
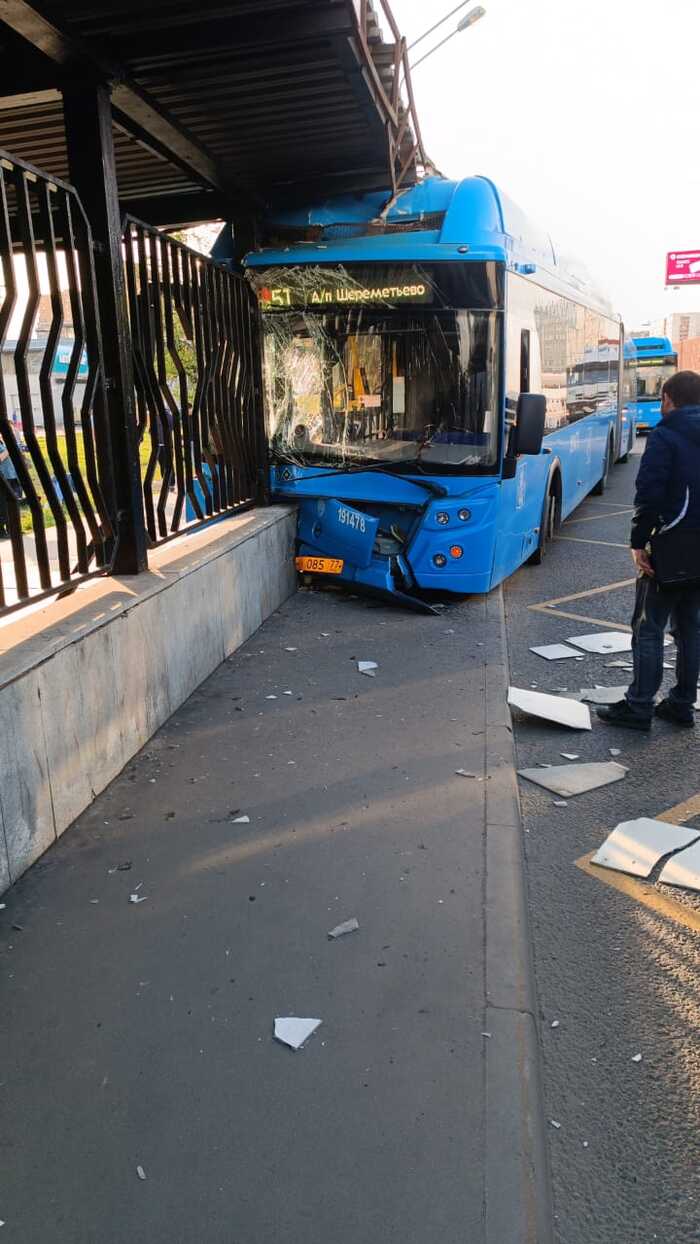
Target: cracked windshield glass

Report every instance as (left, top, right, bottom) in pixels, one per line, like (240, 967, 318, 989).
(250, 263, 502, 472)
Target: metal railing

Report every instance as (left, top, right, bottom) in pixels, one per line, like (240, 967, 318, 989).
(0, 149, 115, 616)
(353, 0, 430, 202)
(123, 217, 265, 546)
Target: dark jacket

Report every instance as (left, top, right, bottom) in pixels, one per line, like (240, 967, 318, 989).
(630, 405, 700, 549)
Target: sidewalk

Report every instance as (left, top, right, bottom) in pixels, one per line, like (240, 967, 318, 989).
(0, 586, 549, 1243)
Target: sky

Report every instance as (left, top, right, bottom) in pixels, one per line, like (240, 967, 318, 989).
(390, 0, 700, 330)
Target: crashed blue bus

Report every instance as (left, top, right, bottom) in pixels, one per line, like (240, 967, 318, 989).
(241, 176, 629, 609)
(628, 335, 677, 433)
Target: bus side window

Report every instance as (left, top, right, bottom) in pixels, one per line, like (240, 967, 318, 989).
(520, 329, 531, 394)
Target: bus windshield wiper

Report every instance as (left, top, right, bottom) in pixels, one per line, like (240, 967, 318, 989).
(274, 456, 448, 497)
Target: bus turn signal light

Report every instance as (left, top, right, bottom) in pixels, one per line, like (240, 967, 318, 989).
(450, 545, 464, 559)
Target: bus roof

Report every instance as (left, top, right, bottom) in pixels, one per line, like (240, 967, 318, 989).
(630, 335, 675, 356)
(243, 175, 617, 318)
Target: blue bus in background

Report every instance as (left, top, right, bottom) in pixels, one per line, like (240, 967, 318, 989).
(242, 176, 630, 608)
(628, 335, 678, 433)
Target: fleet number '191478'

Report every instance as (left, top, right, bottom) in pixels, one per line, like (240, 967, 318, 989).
(338, 506, 366, 533)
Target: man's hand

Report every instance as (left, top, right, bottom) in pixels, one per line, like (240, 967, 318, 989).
(632, 547, 654, 577)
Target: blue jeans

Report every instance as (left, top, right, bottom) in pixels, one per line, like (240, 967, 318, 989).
(626, 575, 700, 718)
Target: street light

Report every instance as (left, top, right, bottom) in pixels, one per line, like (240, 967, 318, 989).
(409, 4, 486, 70)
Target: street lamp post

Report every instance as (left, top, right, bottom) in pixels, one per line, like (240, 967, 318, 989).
(409, 4, 486, 71)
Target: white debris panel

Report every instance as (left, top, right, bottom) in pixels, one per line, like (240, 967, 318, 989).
(518, 761, 627, 798)
(530, 643, 583, 661)
(658, 839, 700, 891)
(273, 1017, 322, 1051)
(508, 686, 592, 731)
(591, 818, 700, 879)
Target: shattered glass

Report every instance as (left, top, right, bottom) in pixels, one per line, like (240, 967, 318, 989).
(248, 263, 502, 474)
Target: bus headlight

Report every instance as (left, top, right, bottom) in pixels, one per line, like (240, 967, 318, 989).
(433, 553, 447, 567)
(436, 511, 450, 525)
(458, 508, 471, 522)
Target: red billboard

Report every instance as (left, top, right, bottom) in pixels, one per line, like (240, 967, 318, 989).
(665, 250, 700, 286)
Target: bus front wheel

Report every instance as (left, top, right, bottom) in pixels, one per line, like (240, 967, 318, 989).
(528, 483, 560, 565)
(592, 437, 613, 495)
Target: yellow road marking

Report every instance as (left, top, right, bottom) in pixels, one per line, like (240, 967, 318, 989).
(575, 790, 700, 934)
(564, 508, 633, 525)
(531, 576, 636, 609)
(529, 577, 636, 631)
(556, 536, 629, 550)
(583, 500, 637, 508)
(657, 792, 700, 825)
(575, 852, 700, 934)
(529, 606, 633, 631)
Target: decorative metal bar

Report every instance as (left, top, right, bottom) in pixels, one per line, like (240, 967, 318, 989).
(121, 216, 265, 548)
(0, 147, 118, 618)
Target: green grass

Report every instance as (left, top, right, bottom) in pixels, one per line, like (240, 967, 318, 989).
(17, 431, 158, 534)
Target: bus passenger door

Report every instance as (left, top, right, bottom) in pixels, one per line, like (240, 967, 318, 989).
(492, 330, 544, 582)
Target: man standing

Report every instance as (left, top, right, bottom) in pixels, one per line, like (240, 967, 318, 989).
(598, 370, 700, 731)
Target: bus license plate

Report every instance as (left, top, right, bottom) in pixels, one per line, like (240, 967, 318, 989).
(296, 556, 344, 575)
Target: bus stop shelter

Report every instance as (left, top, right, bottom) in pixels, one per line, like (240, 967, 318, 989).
(0, 1, 426, 608)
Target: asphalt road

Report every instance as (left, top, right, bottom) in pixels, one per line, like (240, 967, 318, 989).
(1, 579, 543, 1242)
(504, 441, 700, 1244)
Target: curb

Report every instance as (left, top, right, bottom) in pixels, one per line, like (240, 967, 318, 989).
(483, 586, 553, 1244)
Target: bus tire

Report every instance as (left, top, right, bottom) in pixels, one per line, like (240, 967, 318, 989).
(528, 477, 560, 565)
(618, 422, 633, 464)
(592, 436, 612, 495)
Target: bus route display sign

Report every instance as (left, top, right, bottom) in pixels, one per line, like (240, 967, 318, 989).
(255, 266, 434, 310)
(665, 250, 700, 286)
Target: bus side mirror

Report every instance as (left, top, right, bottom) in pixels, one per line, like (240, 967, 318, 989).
(515, 393, 546, 455)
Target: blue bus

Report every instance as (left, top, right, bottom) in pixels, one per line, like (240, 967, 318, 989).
(242, 176, 629, 607)
(628, 335, 678, 434)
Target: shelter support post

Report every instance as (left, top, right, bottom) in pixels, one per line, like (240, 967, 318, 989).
(63, 83, 147, 574)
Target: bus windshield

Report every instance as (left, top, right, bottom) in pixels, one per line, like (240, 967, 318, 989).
(635, 359, 676, 401)
(251, 264, 502, 473)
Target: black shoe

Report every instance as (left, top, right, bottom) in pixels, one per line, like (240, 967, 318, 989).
(654, 698, 695, 727)
(596, 700, 652, 731)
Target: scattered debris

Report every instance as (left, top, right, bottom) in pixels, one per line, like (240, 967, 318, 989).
(553, 800, 569, 807)
(560, 753, 579, 761)
(283, 691, 293, 696)
(530, 643, 582, 661)
(328, 917, 360, 939)
(658, 839, 700, 892)
(569, 631, 670, 654)
(455, 769, 478, 778)
(605, 660, 634, 670)
(579, 685, 628, 705)
(550, 1120, 562, 1129)
(567, 632, 632, 654)
(631, 1053, 643, 1063)
(481, 1031, 492, 1038)
(233, 815, 250, 824)
(129, 894, 148, 904)
(265, 695, 278, 700)
(508, 686, 592, 731)
(274, 1017, 322, 1051)
(591, 818, 700, 878)
(136, 1165, 147, 1181)
(284, 647, 297, 652)
(117, 861, 132, 872)
(518, 760, 627, 798)
(320, 633, 331, 637)
(551, 1020, 560, 1028)
(358, 661, 378, 677)
(609, 748, 621, 757)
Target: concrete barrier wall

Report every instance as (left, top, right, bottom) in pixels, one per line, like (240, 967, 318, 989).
(0, 506, 296, 892)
